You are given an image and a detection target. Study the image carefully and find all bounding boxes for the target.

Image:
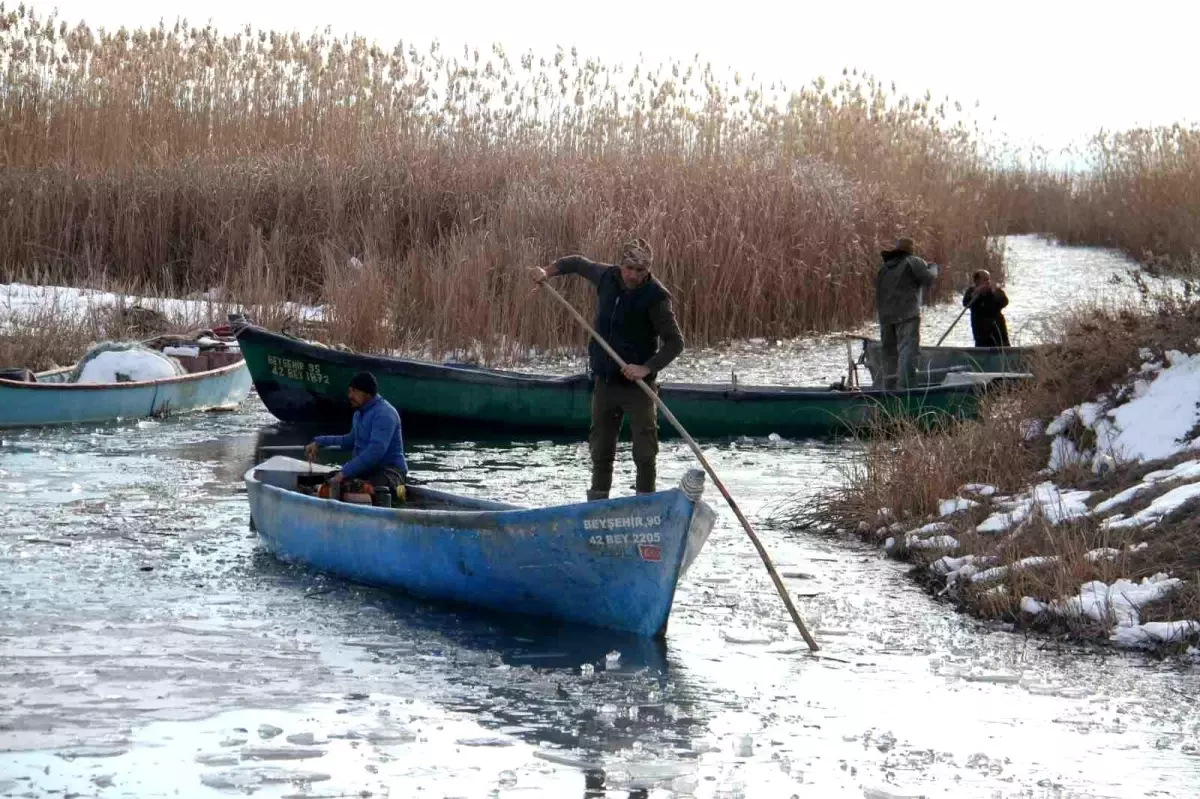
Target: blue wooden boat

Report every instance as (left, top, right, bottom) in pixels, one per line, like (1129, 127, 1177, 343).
(0, 348, 252, 428)
(246, 456, 716, 637)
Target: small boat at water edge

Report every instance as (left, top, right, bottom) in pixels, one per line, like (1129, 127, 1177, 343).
(855, 336, 1039, 385)
(0, 336, 252, 428)
(237, 326, 1026, 439)
(246, 456, 716, 637)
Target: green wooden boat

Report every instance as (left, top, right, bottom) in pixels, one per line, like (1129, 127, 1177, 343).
(856, 336, 1038, 386)
(237, 326, 1023, 439)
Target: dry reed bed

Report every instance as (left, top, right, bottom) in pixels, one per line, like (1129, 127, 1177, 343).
(787, 292, 1200, 653)
(1051, 126, 1200, 274)
(0, 5, 1008, 357)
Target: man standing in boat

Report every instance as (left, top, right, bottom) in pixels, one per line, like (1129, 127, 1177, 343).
(875, 236, 939, 389)
(534, 238, 685, 501)
(962, 269, 1011, 348)
(304, 371, 408, 504)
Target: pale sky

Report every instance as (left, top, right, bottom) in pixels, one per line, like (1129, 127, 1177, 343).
(29, 0, 1200, 156)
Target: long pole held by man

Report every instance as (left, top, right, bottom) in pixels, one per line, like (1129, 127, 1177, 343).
(532, 238, 820, 652)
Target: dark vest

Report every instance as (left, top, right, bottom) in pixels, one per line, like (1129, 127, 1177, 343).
(590, 267, 668, 381)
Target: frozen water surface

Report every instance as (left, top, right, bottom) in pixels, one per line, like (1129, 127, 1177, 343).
(3, 238, 1199, 797)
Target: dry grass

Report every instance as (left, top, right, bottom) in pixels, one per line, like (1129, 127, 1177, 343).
(789, 291, 1200, 651)
(1048, 126, 1200, 274)
(0, 6, 1011, 359)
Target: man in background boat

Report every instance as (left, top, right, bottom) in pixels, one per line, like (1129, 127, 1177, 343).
(962, 269, 1011, 348)
(304, 371, 408, 504)
(875, 236, 939, 389)
(534, 238, 685, 500)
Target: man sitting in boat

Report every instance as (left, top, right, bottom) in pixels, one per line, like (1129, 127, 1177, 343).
(304, 371, 408, 505)
(875, 235, 939, 389)
(962, 269, 1011, 348)
(534, 238, 684, 501)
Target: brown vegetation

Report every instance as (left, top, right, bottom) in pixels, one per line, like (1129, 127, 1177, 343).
(0, 5, 1012, 357)
(790, 289, 1200, 651)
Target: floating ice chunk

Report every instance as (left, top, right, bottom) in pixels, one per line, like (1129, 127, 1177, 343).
(533, 750, 601, 769)
(257, 724, 283, 740)
(55, 745, 129, 760)
(938, 497, 978, 516)
(721, 628, 775, 645)
(863, 788, 925, 799)
(285, 733, 317, 746)
(194, 752, 239, 766)
(580, 663, 594, 678)
(240, 747, 326, 761)
(364, 727, 417, 744)
(200, 767, 330, 790)
(605, 650, 621, 669)
(733, 734, 754, 757)
(963, 669, 1022, 684)
(498, 770, 518, 787)
(455, 737, 514, 747)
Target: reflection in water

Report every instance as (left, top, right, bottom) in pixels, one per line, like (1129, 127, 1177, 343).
(3, 237, 1199, 797)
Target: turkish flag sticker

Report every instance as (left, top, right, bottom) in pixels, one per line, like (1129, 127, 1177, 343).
(638, 544, 662, 562)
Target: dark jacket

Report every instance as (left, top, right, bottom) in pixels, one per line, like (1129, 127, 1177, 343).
(962, 286, 1010, 347)
(875, 249, 938, 324)
(314, 395, 408, 479)
(553, 256, 684, 382)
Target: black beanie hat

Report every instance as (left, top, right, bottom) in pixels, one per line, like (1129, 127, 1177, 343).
(349, 371, 378, 395)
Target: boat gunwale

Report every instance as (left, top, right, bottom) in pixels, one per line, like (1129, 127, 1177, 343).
(0, 356, 248, 391)
(852, 334, 1040, 358)
(238, 326, 1013, 400)
(246, 466, 693, 531)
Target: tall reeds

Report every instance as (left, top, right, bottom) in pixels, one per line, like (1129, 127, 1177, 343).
(0, 5, 1007, 355)
(1051, 126, 1200, 274)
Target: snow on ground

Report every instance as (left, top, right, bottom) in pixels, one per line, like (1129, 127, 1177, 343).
(960, 483, 997, 497)
(968, 556, 1059, 584)
(1101, 482, 1200, 530)
(937, 497, 978, 516)
(975, 483, 1091, 534)
(0, 282, 324, 330)
(907, 535, 960, 551)
(1021, 573, 1193, 649)
(1046, 351, 1200, 472)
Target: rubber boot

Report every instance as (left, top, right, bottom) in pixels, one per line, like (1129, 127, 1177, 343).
(634, 459, 656, 496)
(586, 489, 610, 502)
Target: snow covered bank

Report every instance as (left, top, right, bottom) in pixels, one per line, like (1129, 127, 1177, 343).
(0, 282, 324, 331)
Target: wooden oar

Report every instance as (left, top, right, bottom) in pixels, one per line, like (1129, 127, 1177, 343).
(936, 291, 979, 346)
(536, 279, 820, 652)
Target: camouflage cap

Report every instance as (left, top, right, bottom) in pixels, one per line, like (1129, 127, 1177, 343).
(618, 237, 653, 269)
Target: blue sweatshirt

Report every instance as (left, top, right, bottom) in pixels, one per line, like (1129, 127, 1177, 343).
(314, 395, 408, 479)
